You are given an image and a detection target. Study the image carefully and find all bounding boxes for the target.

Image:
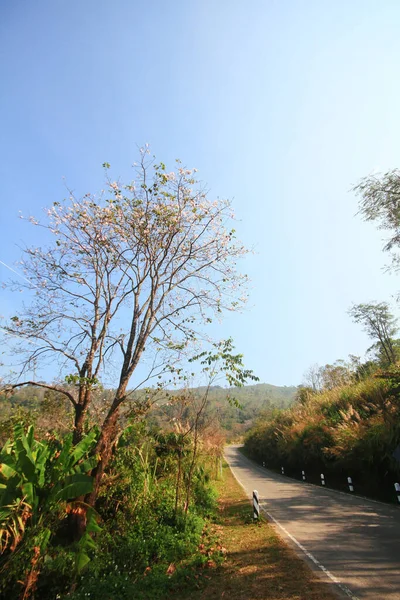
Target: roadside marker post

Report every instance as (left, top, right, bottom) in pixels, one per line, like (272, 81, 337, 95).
(253, 490, 260, 520)
(302, 470, 306, 481)
(263, 461, 265, 467)
(347, 477, 354, 492)
(321, 473, 325, 486)
(395, 483, 400, 503)
(281, 466, 284, 475)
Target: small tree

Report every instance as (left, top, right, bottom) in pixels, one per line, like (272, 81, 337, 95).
(3, 149, 249, 504)
(302, 358, 359, 392)
(348, 302, 398, 366)
(320, 360, 354, 390)
(302, 363, 324, 392)
(157, 338, 258, 514)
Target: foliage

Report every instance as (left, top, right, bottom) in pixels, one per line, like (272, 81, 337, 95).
(0, 425, 99, 599)
(302, 356, 367, 392)
(355, 169, 400, 258)
(64, 424, 221, 600)
(349, 302, 398, 366)
(0, 417, 224, 599)
(244, 372, 400, 489)
(2, 381, 297, 444)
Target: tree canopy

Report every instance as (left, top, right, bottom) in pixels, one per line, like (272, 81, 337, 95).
(348, 302, 398, 366)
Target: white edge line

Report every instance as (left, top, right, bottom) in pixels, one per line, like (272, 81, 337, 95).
(225, 457, 360, 600)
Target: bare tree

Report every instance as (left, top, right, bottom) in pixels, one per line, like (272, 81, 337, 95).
(3, 150, 249, 504)
(302, 363, 323, 391)
(302, 359, 356, 392)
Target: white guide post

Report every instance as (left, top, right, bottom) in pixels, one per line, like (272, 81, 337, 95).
(253, 490, 260, 520)
(395, 483, 400, 503)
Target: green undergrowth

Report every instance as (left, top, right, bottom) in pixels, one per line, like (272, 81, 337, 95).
(0, 423, 225, 599)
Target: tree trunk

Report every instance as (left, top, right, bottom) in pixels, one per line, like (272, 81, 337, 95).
(86, 408, 120, 506)
(73, 403, 86, 444)
(174, 450, 182, 516)
(184, 435, 198, 514)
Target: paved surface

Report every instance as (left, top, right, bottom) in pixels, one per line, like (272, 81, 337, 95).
(225, 446, 400, 600)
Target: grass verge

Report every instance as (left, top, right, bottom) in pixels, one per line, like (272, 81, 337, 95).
(178, 461, 339, 600)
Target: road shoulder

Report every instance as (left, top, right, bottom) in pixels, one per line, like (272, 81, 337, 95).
(180, 461, 340, 600)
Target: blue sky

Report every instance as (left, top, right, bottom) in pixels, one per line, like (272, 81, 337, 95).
(1, 0, 400, 386)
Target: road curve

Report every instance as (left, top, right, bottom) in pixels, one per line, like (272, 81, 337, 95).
(225, 445, 400, 600)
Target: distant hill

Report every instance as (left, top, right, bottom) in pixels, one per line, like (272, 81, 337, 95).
(150, 383, 298, 441)
(203, 383, 297, 437)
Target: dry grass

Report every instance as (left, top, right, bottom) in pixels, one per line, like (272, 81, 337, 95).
(180, 462, 339, 600)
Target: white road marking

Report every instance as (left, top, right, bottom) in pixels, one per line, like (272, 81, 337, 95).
(227, 461, 360, 600)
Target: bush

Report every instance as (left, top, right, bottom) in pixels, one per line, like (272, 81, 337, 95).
(0, 420, 221, 599)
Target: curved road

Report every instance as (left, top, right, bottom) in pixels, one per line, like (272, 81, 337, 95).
(225, 446, 400, 600)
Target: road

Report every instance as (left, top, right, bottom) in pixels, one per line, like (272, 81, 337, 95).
(225, 446, 400, 600)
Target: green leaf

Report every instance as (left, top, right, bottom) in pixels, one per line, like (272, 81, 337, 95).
(75, 550, 90, 574)
(86, 509, 101, 534)
(39, 527, 51, 551)
(21, 481, 35, 506)
(54, 474, 93, 501)
(0, 463, 17, 480)
(14, 443, 36, 480)
(71, 429, 97, 465)
(26, 425, 34, 448)
(73, 456, 98, 474)
(53, 435, 73, 474)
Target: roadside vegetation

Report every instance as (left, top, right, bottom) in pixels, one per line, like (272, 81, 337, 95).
(1, 381, 296, 447)
(0, 419, 226, 599)
(244, 366, 400, 500)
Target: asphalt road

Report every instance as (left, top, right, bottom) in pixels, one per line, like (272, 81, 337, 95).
(225, 445, 400, 600)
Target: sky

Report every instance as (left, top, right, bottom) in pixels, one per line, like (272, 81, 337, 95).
(1, 0, 400, 386)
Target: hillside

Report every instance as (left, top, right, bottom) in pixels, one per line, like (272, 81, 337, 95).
(1, 382, 297, 441)
(244, 369, 400, 501)
(150, 383, 297, 440)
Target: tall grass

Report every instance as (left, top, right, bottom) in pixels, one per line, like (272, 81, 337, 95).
(244, 373, 400, 492)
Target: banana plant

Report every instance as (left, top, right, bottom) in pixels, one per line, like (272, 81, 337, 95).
(0, 424, 99, 553)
